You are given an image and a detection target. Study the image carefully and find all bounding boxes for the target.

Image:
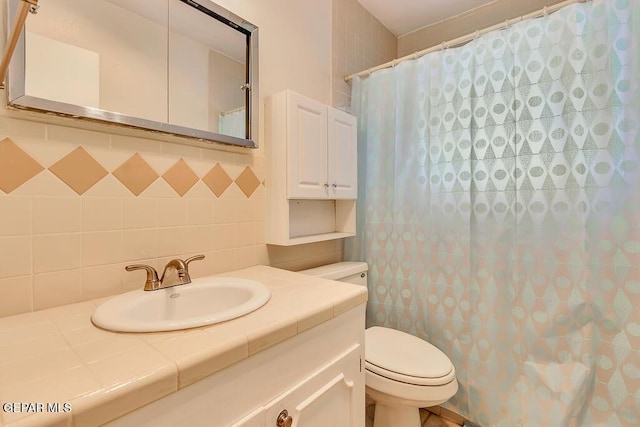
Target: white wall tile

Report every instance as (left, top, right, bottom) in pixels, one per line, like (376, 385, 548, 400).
(33, 197, 82, 234)
(0, 197, 31, 236)
(157, 227, 188, 258)
(186, 199, 213, 226)
(123, 198, 158, 229)
(33, 269, 82, 310)
(212, 224, 235, 250)
(235, 223, 256, 248)
(82, 198, 123, 231)
(184, 226, 214, 254)
(0, 237, 31, 279)
(33, 234, 82, 273)
(47, 125, 110, 148)
(213, 199, 236, 224)
(235, 245, 257, 270)
(81, 264, 123, 300)
(123, 229, 158, 261)
(158, 198, 188, 227)
(0, 276, 32, 317)
(0, 117, 46, 140)
(82, 231, 123, 266)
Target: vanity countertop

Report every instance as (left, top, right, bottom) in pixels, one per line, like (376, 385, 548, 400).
(0, 265, 367, 427)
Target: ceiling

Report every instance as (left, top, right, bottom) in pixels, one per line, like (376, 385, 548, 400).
(356, 0, 495, 36)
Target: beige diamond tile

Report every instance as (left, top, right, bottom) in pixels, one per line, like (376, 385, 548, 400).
(112, 154, 159, 196)
(162, 159, 199, 197)
(0, 138, 44, 193)
(235, 167, 260, 198)
(202, 163, 232, 197)
(49, 147, 108, 195)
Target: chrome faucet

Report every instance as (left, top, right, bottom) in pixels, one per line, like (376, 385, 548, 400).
(125, 255, 205, 291)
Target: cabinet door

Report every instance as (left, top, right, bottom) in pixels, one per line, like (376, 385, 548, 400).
(287, 91, 329, 199)
(264, 344, 363, 427)
(231, 407, 264, 427)
(328, 108, 357, 199)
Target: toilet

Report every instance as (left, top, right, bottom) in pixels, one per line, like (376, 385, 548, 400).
(299, 262, 458, 427)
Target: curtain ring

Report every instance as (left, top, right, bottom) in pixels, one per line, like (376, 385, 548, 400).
(440, 42, 445, 51)
(474, 30, 480, 40)
(543, 5, 548, 16)
(412, 51, 419, 60)
(504, 19, 509, 30)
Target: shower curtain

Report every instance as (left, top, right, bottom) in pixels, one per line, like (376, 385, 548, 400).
(347, 1, 639, 425)
(218, 107, 246, 138)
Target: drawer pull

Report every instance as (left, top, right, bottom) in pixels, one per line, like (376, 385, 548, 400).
(276, 409, 293, 427)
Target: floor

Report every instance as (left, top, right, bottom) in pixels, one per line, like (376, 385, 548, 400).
(366, 402, 464, 427)
(419, 409, 463, 427)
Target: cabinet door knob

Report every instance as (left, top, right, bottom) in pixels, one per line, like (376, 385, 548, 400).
(332, 182, 337, 188)
(324, 182, 330, 188)
(276, 409, 293, 427)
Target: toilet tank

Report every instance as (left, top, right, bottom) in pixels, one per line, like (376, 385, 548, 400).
(298, 262, 368, 286)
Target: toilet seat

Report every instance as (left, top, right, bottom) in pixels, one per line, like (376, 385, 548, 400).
(365, 327, 456, 386)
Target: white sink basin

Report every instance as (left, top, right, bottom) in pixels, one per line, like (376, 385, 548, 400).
(92, 277, 271, 332)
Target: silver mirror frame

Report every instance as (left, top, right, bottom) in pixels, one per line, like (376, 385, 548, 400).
(5, 0, 259, 149)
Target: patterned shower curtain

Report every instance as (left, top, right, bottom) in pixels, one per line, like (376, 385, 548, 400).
(347, 1, 639, 425)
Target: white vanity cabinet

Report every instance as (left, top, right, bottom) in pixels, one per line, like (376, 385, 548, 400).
(233, 345, 360, 427)
(106, 305, 365, 427)
(266, 90, 357, 245)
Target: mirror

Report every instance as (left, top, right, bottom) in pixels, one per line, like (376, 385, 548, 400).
(6, 0, 258, 148)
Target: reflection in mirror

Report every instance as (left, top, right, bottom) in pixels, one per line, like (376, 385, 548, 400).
(7, 0, 258, 148)
(24, 0, 169, 122)
(168, 0, 247, 139)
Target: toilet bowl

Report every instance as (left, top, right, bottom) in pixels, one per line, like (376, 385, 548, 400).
(299, 262, 458, 427)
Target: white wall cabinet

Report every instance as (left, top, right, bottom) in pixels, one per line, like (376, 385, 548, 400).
(266, 90, 357, 245)
(106, 305, 365, 427)
(286, 91, 357, 199)
(327, 108, 358, 199)
(286, 92, 329, 199)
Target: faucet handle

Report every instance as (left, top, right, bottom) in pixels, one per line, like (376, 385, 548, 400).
(182, 255, 205, 283)
(125, 264, 160, 291)
(185, 255, 205, 266)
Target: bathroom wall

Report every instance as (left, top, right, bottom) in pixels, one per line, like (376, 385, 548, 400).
(398, 0, 567, 57)
(331, 0, 397, 108)
(0, 0, 392, 318)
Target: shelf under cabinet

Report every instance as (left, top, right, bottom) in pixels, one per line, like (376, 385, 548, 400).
(277, 231, 356, 246)
(266, 199, 356, 246)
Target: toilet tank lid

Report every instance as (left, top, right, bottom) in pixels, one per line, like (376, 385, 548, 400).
(298, 262, 368, 280)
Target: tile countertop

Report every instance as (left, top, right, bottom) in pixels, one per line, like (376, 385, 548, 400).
(0, 266, 368, 427)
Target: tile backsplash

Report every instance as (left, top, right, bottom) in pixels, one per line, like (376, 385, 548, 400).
(0, 117, 342, 317)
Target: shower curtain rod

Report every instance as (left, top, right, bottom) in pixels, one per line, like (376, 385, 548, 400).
(0, 0, 39, 89)
(345, 0, 586, 82)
